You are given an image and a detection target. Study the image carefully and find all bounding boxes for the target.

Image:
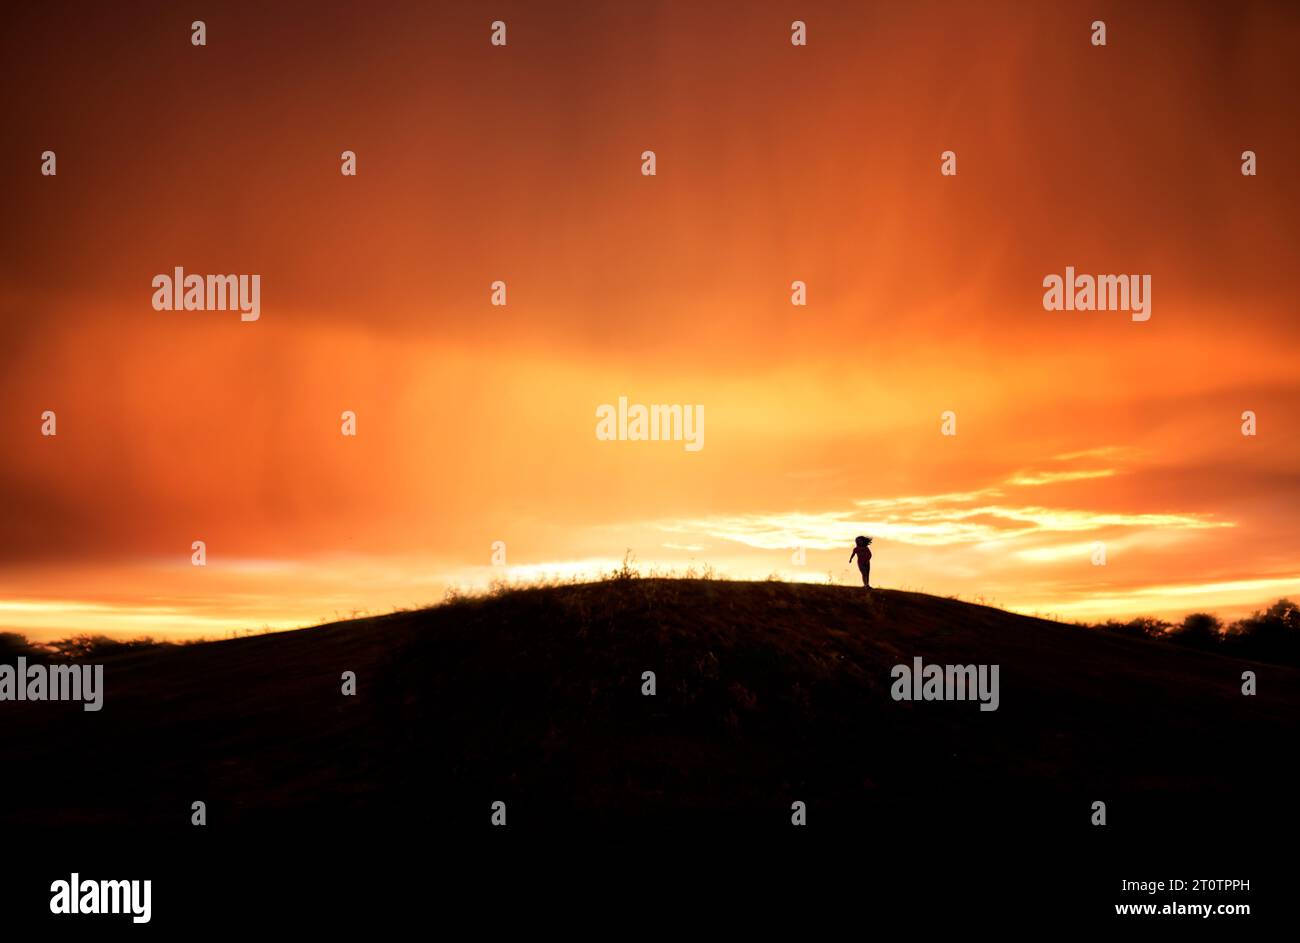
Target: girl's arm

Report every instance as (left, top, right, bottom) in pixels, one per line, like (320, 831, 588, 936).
(849, 548, 857, 562)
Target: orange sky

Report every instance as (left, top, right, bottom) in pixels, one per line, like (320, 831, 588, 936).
(3, 1, 1299, 640)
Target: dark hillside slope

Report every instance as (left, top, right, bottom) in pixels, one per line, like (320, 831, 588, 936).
(1, 580, 1293, 837)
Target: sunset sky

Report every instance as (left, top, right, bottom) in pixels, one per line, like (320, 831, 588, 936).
(3, 1, 1299, 640)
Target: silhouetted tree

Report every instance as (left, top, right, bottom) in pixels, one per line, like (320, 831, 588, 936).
(0, 631, 40, 662)
(1168, 612, 1222, 651)
(44, 634, 169, 659)
(1096, 616, 1170, 640)
(1094, 599, 1300, 666)
(1223, 599, 1300, 666)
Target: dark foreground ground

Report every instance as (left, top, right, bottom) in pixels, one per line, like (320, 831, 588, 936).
(2, 579, 1294, 928)
(4, 578, 1295, 828)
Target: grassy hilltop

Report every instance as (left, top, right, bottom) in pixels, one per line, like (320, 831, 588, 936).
(2, 578, 1295, 835)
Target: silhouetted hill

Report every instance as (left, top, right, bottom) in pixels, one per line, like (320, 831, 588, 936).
(2, 579, 1295, 836)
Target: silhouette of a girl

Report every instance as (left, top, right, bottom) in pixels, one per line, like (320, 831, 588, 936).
(849, 536, 872, 588)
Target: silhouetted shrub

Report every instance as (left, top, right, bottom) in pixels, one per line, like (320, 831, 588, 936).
(1093, 599, 1300, 666)
(1168, 612, 1223, 650)
(0, 632, 42, 662)
(1095, 616, 1170, 640)
(1222, 599, 1300, 666)
(44, 635, 172, 659)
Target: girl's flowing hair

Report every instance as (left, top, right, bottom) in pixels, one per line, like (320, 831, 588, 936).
(856, 535, 872, 547)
